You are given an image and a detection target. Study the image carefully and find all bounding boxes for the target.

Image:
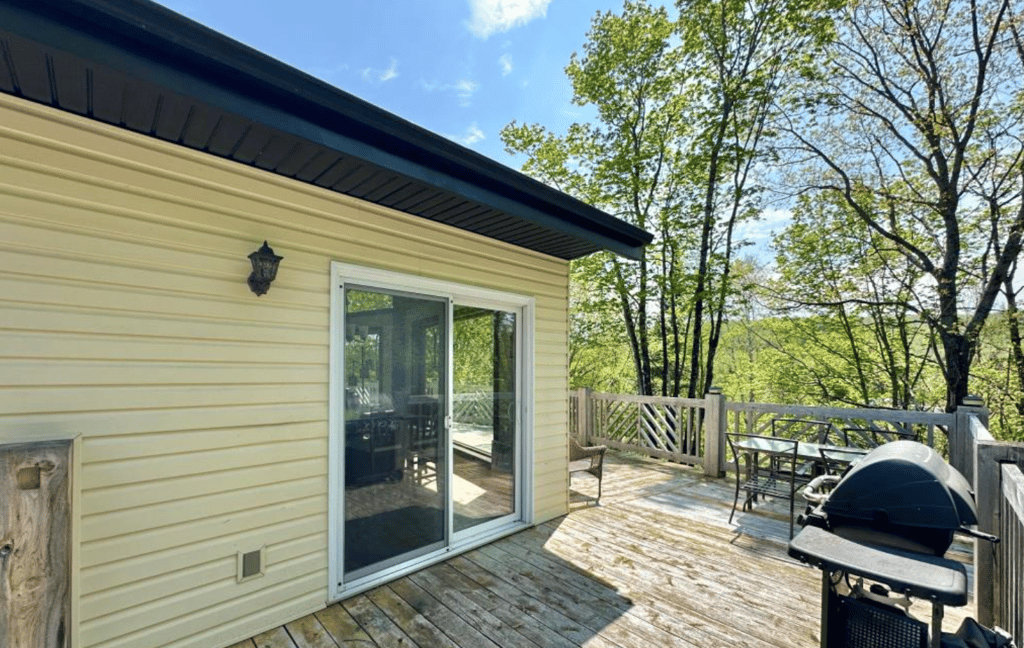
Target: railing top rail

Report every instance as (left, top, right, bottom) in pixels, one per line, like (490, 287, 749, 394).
(725, 401, 954, 425)
(969, 415, 996, 443)
(590, 391, 706, 407)
(1002, 463, 1024, 523)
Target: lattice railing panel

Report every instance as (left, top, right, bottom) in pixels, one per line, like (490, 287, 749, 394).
(587, 392, 706, 465)
(725, 402, 953, 458)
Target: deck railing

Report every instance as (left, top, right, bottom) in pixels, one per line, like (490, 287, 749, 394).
(570, 387, 1023, 638)
(572, 389, 714, 466)
(969, 416, 1024, 637)
(724, 401, 952, 451)
(571, 388, 960, 474)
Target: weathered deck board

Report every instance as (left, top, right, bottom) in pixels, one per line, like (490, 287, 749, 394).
(313, 604, 374, 646)
(251, 626, 295, 648)
(233, 452, 976, 648)
(284, 614, 338, 648)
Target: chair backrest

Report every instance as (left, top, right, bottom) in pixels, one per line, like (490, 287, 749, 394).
(569, 437, 591, 462)
(726, 432, 799, 467)
(841, 427, 880, 450)
(771, 418, 835, 444)
(870, 426, 919, 445)
(818, 447, 847, 476)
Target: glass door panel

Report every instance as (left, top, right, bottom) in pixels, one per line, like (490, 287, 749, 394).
(343, 287, 447, 579)
(452, 306, 517, 533)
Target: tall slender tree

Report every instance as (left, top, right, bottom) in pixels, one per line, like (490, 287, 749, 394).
(502, 2, 687, 395)
(781, 0, 1024, 411)
(676, 0, 838, 397)
(504, 0, 835, 396)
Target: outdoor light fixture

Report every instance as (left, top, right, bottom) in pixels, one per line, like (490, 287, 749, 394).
(247, 241, 283, 296)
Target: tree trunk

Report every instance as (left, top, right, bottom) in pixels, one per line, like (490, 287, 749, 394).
(1004, 272, 1024, 416)
(940, 330, 972, 413)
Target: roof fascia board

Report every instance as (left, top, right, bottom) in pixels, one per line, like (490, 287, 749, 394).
(66, 0, 650, 249)
(0, 1, 648, 260)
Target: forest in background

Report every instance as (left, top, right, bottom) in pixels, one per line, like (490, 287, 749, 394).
(502, 0, 1024, 440)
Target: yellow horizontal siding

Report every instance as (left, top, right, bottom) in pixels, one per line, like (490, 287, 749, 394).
(0, 361, 325, 389)
(83, 439, 327, 492)
(81, 511, 326, 593)
(86, 568, 326, 648)
(82, 531, 325, 621)
(81, 422, 325, 463)
(1, 385, 327, 416)
(2, 303, 327, 345)
(82, 488, 326, 566)
(0, 93, 572, 648)
(83, 458, 327, 517)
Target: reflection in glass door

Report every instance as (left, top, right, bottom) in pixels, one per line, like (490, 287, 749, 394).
(343, 287, 447, 579)
(452, 306, 517, 534)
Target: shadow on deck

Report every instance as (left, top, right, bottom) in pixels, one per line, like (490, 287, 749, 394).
(233, 451, 975, 648)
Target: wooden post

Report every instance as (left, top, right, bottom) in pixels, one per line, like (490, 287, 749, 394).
(1, 441, 71, 648)
(954, 395, 990, 485)
(953, 409, 973, 485)
(636, 398, 643, 448)
(704, 387, 725, 477)
(575, 387, 592, 444)
(974, 440, 1024, 629)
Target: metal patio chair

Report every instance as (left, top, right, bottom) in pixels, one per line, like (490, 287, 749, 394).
(726, 432, 802, 538)
(569, 437, 607, 505)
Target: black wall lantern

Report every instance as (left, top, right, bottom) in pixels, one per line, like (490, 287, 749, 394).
(247, 241, 283, 296)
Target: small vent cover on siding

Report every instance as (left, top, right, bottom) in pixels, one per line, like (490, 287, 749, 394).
(236, 547, 265, 583)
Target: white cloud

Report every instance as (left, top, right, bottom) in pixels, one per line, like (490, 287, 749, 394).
(361, 58, 399, 85)
(422, 78, 480, 106)
(454, 79, 479, 101)
(736, 208, 793, 263)
(449, 123, 485, 146)
(499, 53, 514, 76)
(467, 0, 552, 39)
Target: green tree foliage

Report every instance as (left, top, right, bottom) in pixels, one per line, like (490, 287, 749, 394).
(779, 0, 1024, 412)
(502, 0, 833, 397)
(453, 307, 494, 391)
(769, 193, 941, 409)
(503, 2, 686, 396)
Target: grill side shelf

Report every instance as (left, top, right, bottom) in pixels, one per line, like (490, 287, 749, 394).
(788, 526, 968, 606)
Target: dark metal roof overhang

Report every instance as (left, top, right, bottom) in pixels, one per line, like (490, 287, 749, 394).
(0, 0, 653, 260)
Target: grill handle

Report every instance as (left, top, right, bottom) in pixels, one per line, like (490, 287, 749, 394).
(957, 526, 999, 544)
(802, 474, 840, 505)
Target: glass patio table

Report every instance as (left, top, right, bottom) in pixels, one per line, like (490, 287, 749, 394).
(733, 436, 867, 466)
(727, 434, 868, 537)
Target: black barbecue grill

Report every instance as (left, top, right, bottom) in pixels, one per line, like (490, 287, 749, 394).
(789, 441, 1000, 648)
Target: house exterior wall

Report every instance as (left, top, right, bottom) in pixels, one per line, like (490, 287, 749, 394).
(0, 94, 570, 648)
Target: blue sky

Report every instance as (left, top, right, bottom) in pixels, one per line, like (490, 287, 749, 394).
(155, 0, 630, 168)
(153, 0, 784, 254)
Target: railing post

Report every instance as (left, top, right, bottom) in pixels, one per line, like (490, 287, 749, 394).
(974, 439, 1024, 630)
(954, 395, 988, 485)
(575, 387, 592, 444)
(975, 440, 1000, 628)
(953, 409, 972, 485)
(703, 387, 725, 477)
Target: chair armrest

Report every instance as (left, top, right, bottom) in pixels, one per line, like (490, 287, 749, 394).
(570, 438, 607, 463)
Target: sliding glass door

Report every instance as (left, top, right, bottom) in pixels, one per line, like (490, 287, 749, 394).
(343, 287, 447, 579)
(452, 306, 517, 534)
(334, 265, 528, 591)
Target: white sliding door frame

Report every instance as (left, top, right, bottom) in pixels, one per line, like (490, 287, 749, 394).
(327, 261, 535, 602)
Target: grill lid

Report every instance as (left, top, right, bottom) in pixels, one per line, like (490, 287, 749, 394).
(823, 440, 974, 552)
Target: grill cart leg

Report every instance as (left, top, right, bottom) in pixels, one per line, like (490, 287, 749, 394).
(820, 569, 831, 648)
(930, 603, 944, 648)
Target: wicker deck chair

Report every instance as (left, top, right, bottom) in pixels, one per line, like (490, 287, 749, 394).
(570, 437, 607, 504)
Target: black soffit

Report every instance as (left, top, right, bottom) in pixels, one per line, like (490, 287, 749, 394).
(0, 0, 652, 260)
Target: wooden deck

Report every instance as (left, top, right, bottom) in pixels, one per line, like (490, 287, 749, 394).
(231, 452, 976, 648)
